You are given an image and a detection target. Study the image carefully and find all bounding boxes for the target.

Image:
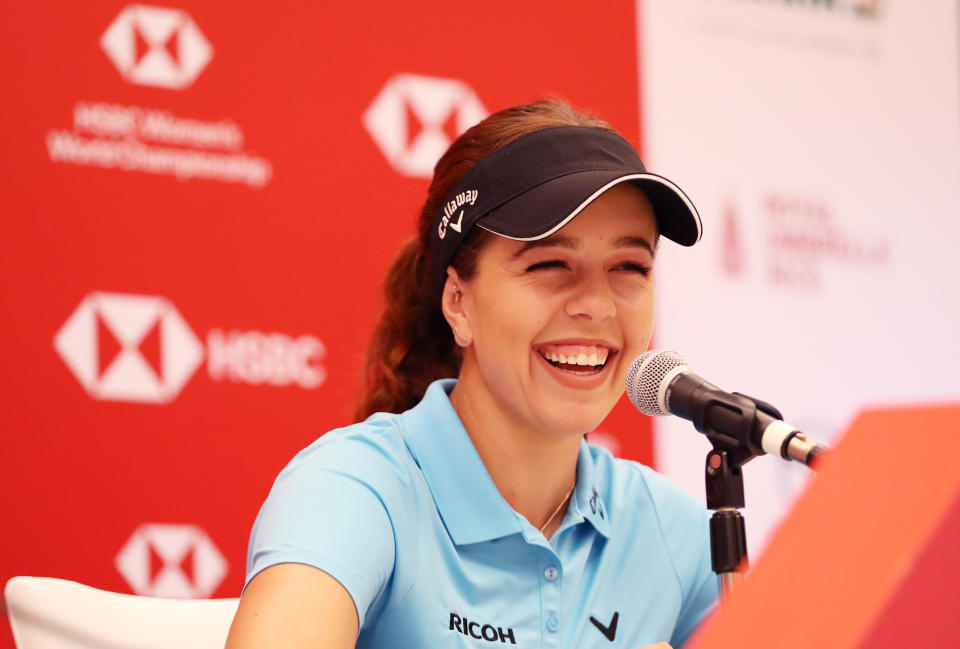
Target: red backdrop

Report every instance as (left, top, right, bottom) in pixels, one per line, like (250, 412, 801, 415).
(1, 0, 652, 643)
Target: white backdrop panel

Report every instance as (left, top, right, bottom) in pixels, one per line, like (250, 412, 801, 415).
(639, 0, 960, 556)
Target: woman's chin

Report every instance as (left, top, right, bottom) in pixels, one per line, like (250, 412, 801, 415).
(535, 407, 609, 440)
(531, 385, 619, 434)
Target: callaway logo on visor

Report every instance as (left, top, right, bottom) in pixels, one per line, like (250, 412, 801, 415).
(438, 190, 479, 239)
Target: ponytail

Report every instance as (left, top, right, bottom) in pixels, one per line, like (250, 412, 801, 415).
(353, 236, 462, 420)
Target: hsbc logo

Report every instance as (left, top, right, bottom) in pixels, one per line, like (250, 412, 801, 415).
(115, 524, 227, 598)
(45, 7, 272, 188)
(364, 73, 488, 178)
(55, 292, 326, 403)
(101, 4, 213, 90)
(54, 292, 204, 404)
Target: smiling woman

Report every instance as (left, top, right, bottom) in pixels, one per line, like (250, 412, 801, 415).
(445, 184, 658, 444)
(226, 101, 718, 649)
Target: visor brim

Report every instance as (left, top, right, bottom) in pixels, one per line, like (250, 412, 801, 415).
(476, 170, 702, 246)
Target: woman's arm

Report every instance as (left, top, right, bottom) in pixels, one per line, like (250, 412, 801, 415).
(225, 563, 359, 649)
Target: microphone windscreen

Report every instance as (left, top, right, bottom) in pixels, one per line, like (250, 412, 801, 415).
(625, 349, 688, 416)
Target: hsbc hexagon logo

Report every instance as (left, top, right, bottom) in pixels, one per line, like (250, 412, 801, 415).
(364, 73, 488, 178)
(101, 4, 213, 90)
(116, 524, 228, 598)
(54, 292, 204, 404)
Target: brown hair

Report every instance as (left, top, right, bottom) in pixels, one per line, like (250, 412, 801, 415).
(354, 99, 617, 420)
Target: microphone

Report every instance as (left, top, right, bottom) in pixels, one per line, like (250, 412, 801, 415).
(625, 350, 828, 468)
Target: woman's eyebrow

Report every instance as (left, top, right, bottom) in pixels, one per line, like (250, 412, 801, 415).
(510, 234, 654, 259)
(510, 236, 578, 259)
(611, 236, 655, 256)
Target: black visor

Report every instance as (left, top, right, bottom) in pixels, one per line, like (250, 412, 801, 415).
(429, 125, 702, 291)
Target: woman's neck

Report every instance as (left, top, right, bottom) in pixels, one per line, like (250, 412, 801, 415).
(448, 364, 582, 539)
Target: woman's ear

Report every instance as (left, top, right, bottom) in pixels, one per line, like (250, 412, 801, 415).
(441, 268, 472, 347)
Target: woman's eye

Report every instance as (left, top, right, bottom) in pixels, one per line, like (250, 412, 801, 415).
(616, 262, 652, 276)
(525, 260, 569, 272)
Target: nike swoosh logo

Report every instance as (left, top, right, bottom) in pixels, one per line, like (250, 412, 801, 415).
(589, 611, 619, 642)
(449, 210, 464, 233)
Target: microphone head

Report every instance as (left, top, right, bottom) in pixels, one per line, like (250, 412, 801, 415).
(625, 349, 689, 416)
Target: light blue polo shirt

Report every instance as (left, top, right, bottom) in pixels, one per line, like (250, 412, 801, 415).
(246, 379, 719, 648)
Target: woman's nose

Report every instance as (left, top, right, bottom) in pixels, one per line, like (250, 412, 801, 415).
(564, 271, 616, 321)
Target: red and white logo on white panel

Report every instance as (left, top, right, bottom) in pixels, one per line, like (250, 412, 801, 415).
(54, 292, 204, 403)
(116, 524, 227, 598)
(720, 200, 745, 278)
(364, 73, 488, 178)
(101, 4, 213, 90)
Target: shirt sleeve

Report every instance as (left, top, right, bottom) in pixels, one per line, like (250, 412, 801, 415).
(245, 429, 409, 629)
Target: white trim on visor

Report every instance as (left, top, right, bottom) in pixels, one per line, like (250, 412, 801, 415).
(475, 173, 703, 243)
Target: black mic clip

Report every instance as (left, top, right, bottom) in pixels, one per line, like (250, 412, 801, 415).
(701, 390, 784, 508)
(692, 388, 781, 467)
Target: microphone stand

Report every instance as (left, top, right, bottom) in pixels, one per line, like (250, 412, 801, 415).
(697, 392, 786, 601)
(705, 448, 749, 600)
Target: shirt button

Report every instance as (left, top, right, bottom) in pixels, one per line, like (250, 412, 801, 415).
(546, 613, 560, 632)
(544, 566, 559, 581)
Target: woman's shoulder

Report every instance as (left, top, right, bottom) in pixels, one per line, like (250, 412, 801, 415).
(247, 413, 420, 620)
(272, 411, 418, 498)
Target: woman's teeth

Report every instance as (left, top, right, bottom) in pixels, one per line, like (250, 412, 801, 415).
(538, 345, 610, 371)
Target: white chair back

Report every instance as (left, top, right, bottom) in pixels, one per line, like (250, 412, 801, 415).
(5, 577, 239, 649)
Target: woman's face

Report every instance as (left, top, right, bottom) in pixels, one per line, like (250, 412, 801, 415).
(453, 183, 658, 438)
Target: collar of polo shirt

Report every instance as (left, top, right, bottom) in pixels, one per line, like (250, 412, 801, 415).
(402, 379, 611, 545)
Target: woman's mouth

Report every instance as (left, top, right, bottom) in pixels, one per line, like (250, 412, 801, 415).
(535, 344, 614, 376)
